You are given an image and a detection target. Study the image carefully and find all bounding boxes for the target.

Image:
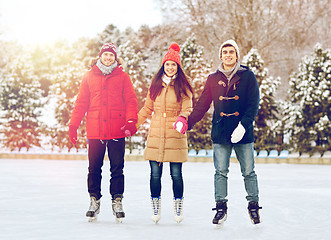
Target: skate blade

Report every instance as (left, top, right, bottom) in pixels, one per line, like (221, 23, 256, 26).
(114, 212, 125, 223)
(214, 219, 226, 229)
(213, 215, 227, 228)
(174, 216, 184, 223)
(152, 215, 160, 224)
(88, 216, 98, 222)
(215, 222, 224, 229)
(250, 218, 261, 225)
(249, 213, 261, 225)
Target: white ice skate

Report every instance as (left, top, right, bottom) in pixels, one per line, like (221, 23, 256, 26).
(151, 197, 161, 223)
(173, 197, 184, 223)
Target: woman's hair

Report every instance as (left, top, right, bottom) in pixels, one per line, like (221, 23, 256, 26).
(149, 64, 193, 102)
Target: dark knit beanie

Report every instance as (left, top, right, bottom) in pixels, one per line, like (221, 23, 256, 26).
(99, 42, 117, 59)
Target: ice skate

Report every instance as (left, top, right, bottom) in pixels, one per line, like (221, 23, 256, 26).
(173, 197, 184, 223)
(86, 197, 100, 222)
(248, 201, 262, 224)
(212, 201, 227, 226)
(151, 197, 161, 223)
(112, 195, 125, 223)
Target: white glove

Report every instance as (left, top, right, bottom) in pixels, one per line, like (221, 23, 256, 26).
(231, 122, 245, 143)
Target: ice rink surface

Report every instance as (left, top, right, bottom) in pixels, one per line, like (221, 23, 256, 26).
(1, 159, 330, 240)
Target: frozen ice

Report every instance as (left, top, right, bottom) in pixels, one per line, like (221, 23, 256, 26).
(0, 159, 330, 240)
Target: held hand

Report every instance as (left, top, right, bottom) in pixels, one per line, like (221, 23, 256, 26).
(173, 116, 188, 135)
(69, 125, 78, 144)
(231, 122, 245, 143)
(121, 120, 137, 137)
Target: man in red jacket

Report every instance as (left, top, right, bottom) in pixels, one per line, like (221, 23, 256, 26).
(69, 42, 138, 222)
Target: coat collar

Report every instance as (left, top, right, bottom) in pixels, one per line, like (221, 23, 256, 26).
(161, 78, 175, 87)
(91, 64, 123, 76)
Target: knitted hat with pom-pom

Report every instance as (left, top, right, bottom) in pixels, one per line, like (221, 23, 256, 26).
(162, 43, 181, 67)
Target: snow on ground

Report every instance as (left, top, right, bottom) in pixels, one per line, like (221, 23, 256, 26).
(1, 159, 330, 240)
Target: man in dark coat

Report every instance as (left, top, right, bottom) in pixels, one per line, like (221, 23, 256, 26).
(188, 40, 262, 225)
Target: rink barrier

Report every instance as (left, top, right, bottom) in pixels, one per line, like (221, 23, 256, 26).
(1, 152, 331, 164)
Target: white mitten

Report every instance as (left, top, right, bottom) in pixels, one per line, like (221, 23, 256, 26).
(175, 122, 183, 133)
(231, 122, 245, 143)
(173, 116, 188, 134)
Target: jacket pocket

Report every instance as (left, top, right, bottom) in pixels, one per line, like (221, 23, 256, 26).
(211, 123, 219, 142)
(211, 119, 223, 142)
(110, 110, 126, 136)
(86, 111, 100, 137)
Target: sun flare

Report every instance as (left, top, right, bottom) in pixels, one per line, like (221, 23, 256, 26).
(1, 0, 96, 45)
(0, 0, 162, 46)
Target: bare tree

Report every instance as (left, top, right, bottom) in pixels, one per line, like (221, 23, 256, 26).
(156, 0, 331, 98)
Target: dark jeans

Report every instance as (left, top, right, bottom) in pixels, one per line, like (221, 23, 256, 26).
(87, 138, 125, 200)
(149, 160, 183, 199)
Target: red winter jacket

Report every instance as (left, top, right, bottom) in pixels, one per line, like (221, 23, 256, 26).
(69, 64, 138, 140)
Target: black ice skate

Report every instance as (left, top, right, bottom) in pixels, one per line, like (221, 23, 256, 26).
(86, 197, 100, 222)
(212, 201, 227, 225)
(112, 194, 125, 223)
(248, 201, 262, 224)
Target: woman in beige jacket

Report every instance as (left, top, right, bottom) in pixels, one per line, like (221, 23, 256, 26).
(137, 43, 193, 224)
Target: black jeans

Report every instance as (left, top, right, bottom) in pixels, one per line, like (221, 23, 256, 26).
(149, 160, 183, 199)
(87, 138, 125, 200)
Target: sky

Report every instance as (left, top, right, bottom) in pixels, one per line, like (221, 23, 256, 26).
(1, 159, 331, 240)
(0, 0, 162, 45)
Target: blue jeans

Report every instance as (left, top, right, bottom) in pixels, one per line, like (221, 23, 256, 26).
(149, 161, 183, 199)
(213, 143, 259, 203)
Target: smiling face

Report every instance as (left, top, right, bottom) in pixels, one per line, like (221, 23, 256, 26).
(100, 52, 116, 66)
(164, 60, 178, 77)
(221, 46, 237, 70)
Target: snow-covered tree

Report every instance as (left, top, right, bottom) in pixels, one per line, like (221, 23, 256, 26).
(118, 41, 151, 151)
(283, 43, 331, 155)
(42, 40, 90, 152)
(118, 41, 149, 109)
(0, 54, 45, 151)
(49, 62, 86, 152)
(86, 24, 122, 58)
(242, 48, 281, 152)
(180, 34, 213, 151)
